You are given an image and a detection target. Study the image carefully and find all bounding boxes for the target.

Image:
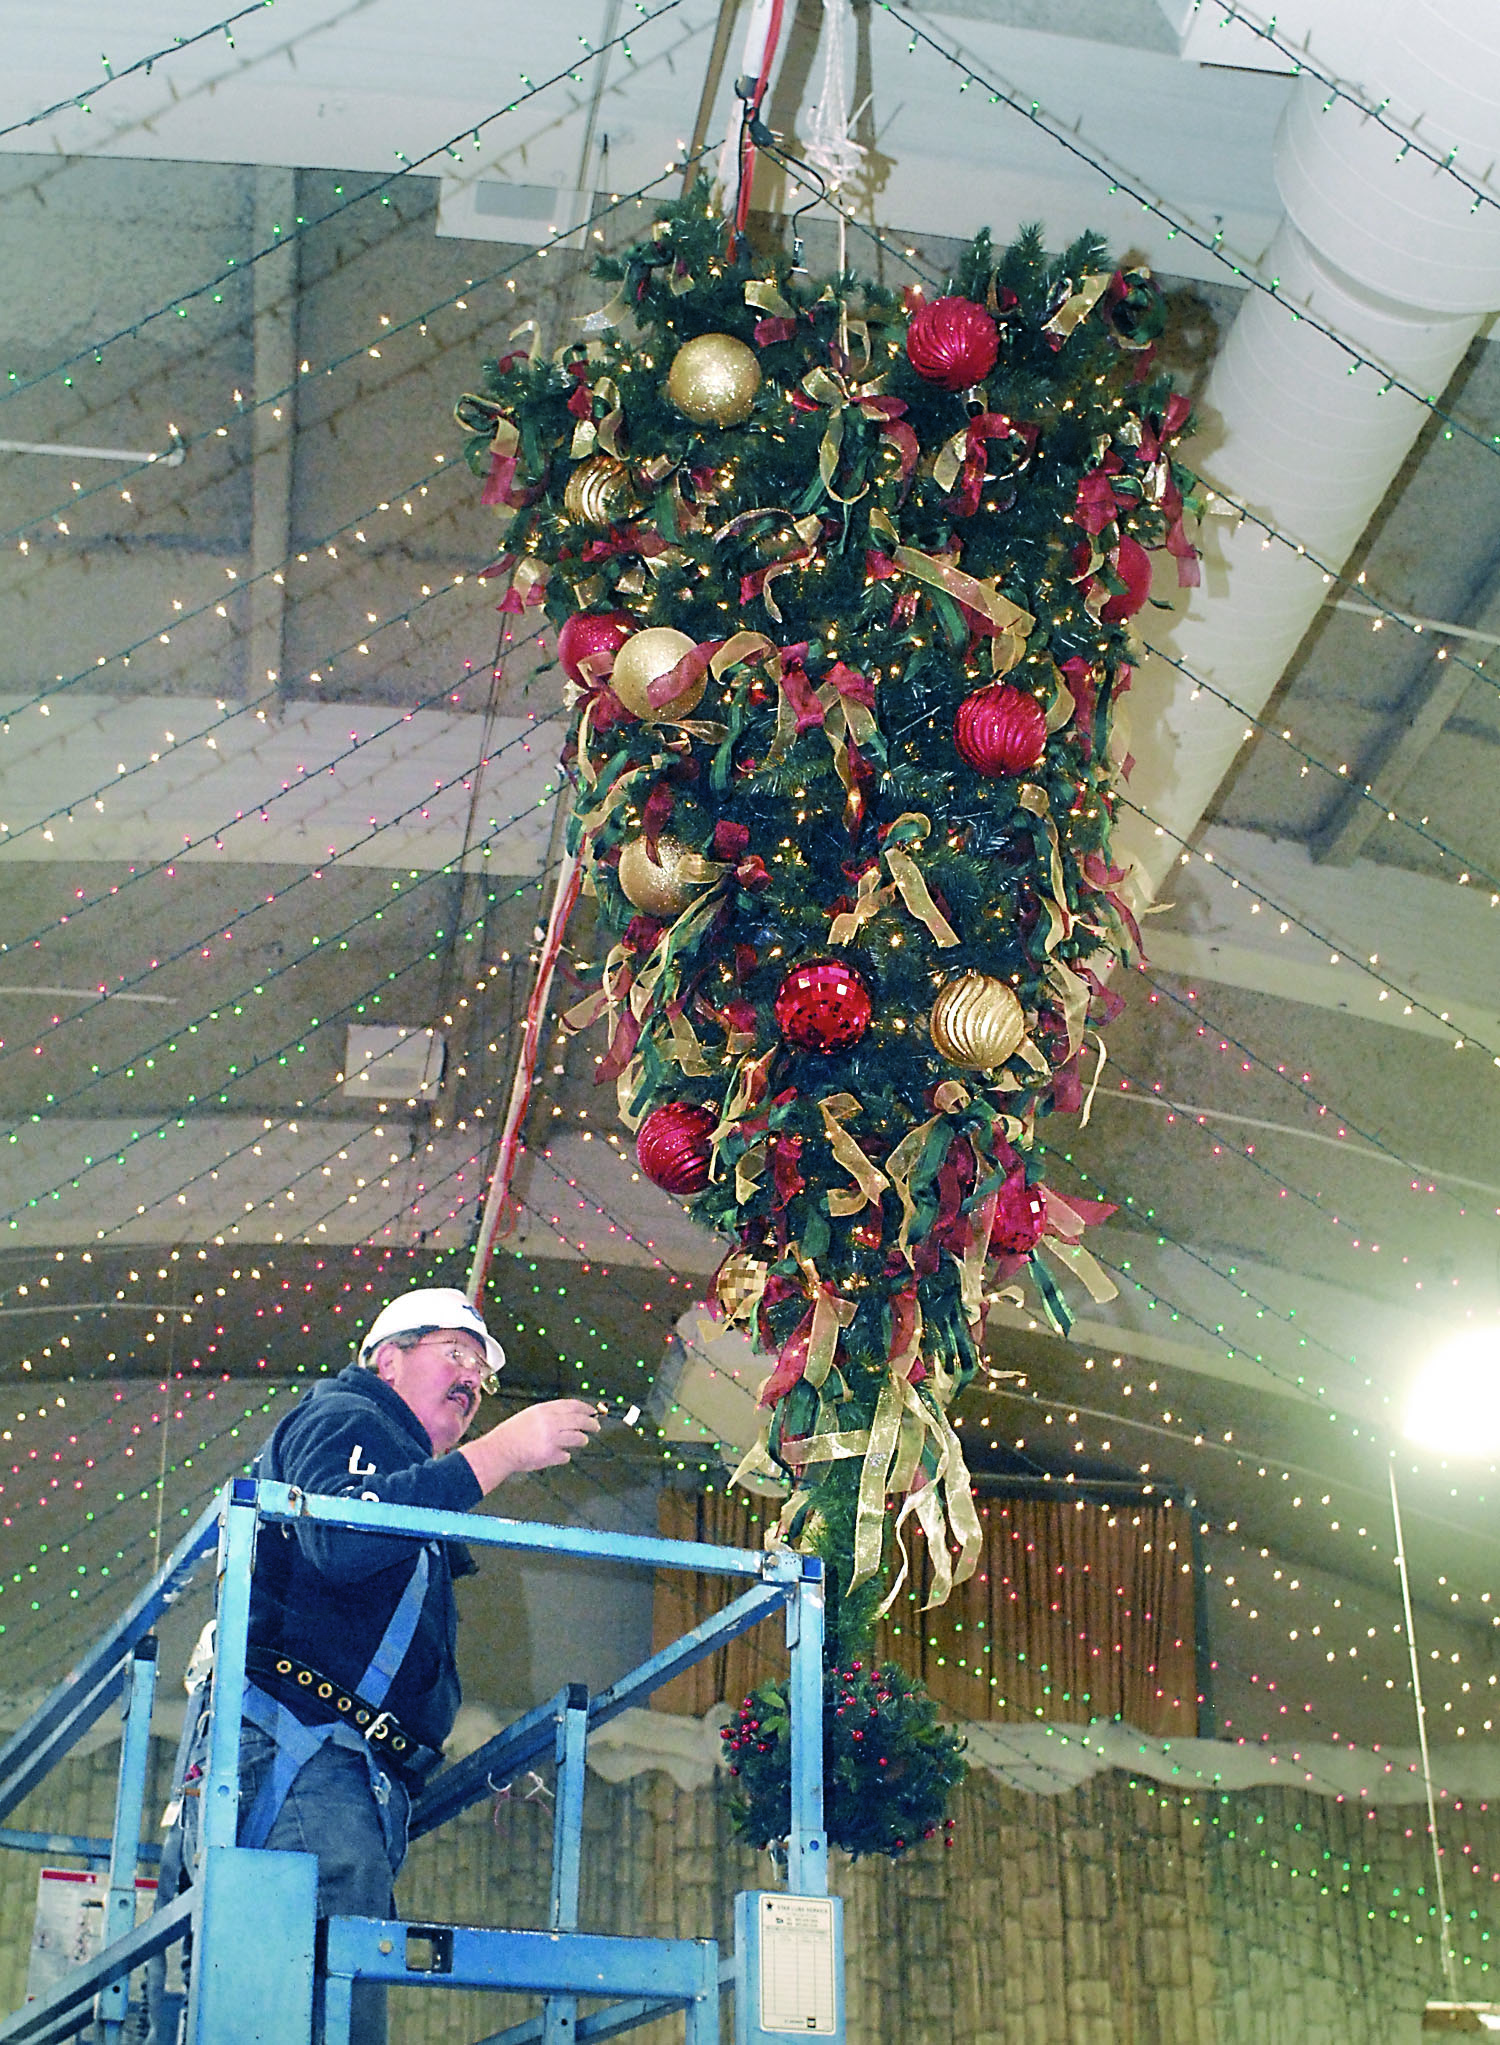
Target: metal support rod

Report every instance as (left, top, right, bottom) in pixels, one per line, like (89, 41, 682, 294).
(0, 1496, 219, 1825)
(544, 1687, 590, 2045)
(1389, 1456, 1458, 1998)
(247, 167, 298, 699)
(785, 1558, 827, 1897)
(95, 1641, 159, 2038)
(550, 1688, 589, 1933)
(0, 436, 185, 467)
(202, 1484, 259, 1852)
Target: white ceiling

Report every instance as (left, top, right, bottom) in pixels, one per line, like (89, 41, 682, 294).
(1, 0, 1500, 1749)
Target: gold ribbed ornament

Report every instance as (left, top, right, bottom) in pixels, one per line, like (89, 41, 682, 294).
(665, 333, 762, 427)
(617, 834, 704, 917)
(929, 974, 1026, 1071)
(611, 626, 705, 720)
(562, 452, 634, 528)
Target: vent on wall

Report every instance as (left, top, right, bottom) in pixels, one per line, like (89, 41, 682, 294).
(343, 1025, 445, 1103)
(435, 178, 594, 250)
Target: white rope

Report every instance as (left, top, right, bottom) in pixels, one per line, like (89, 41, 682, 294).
(803, 0, 865, 193)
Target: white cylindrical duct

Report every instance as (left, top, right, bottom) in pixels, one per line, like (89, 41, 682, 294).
(1116, 0, 1500, 903)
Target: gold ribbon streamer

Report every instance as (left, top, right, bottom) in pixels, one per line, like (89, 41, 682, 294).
(805, 1285, 856, 1388)
(1042, 272, 1111, 339)
(1080, 1030, 1107, 1126)
(892, 547, 1035, 674)
(1037, 1234, 1119, 1304)
(829, 818, 961, 950)
(734, 1141, 768, 1204)
(745, 278, 795, 318)
(817, 1093, 890, 1216)
(827, 864, 887, 947)
(932, 427, 970, 497)
(883, 835, 960, 947)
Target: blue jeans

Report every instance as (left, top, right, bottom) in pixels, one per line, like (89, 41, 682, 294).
(242, 1725, 410, 2045)
(150, 1718, 410, 2045)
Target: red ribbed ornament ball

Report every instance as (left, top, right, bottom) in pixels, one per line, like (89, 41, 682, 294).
(556, 609, 635, 686)
(953, 683, 1047, 776)
(774, 960, 873, 1052)
(989, 1170, 1047, 1254)
(905, 295, 1000, 392)
(636, 1102, 716, 1194)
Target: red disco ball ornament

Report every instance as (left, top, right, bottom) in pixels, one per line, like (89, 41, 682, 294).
(905, 295, 1000, 392)
(989, 1169, 1047, 1255)
(774, 960, 873, 1052)
(1099, 535, 1153, 621)
(557, 610, 635, 686)
(953, 684, 1047, 777)
(636, 1102, 716, 1195)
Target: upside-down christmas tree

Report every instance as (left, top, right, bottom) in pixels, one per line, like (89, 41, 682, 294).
(459, 180, 1199, 1854)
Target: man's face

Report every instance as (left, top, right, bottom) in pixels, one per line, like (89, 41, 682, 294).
(374, 1330, 487, 1453)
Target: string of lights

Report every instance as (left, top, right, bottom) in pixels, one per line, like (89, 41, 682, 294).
(3, 456, 451, 716)
(0, 0, 687, 407)
(1036, 1131, 1381, 1408)
(4, 142, 715, 560)
(1183, 0, 1500, 220)
(1133, 974, 1492, 1229)
(0, 713, 562, 1114)
(1121, 798, 1500, 1064)
(0, 567, 479, 858)
(1203, 483, 1500, 696)
(875, 0, 1500, 462)
(1141, 639, 1500, 899)
(0, 821, 560, 1243)
(0, 1, 276, 143)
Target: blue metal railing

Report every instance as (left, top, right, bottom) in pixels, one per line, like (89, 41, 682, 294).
(0, 1477, 840, 2045)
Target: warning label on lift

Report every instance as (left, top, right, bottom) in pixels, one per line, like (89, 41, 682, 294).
(758, 1893, 836, 2035)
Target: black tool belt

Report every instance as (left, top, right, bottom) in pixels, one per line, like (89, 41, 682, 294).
(246, 1647, 443, 1786)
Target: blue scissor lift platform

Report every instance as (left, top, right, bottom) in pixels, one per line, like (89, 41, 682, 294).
(0, 1477, 844, 2045)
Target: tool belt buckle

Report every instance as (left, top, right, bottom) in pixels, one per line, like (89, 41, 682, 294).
(364, 1709, 395, 1747)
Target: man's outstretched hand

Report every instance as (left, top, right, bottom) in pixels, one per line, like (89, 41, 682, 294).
(460, 1399, 601, 1495)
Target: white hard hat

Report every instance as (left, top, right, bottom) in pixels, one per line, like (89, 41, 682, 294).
(357, 1288, 506, 1382)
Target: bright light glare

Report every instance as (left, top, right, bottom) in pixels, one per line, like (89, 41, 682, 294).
(1405, 1330, 1500, 1457)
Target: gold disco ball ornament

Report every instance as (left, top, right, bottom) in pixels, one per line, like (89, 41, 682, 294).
(930, 974, 1026, 1071)
(666, 332, 762, 428)
(562, 452, 634, 529)
(611, 626, 705, 720)
(617, 834, 704, 918)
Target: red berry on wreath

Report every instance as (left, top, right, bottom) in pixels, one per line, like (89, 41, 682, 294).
(636, 1101, 716, 1194)
(905, 295, 1000, 391)
(953, 683, 1047, 776)
(774, 959, 873, 1052)
(557, 610, 635, 686)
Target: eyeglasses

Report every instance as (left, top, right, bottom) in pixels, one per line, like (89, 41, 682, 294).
(404, 1329, 500, 1397)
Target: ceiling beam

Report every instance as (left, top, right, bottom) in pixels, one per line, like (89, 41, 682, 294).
(246, 167, 298, 704)
(1313, 544, 1500, 866)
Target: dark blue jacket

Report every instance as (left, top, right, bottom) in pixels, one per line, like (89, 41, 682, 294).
(248, 1366, 483, 1751)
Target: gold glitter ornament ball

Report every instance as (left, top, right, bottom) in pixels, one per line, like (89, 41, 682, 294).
(563, 452, 634, 528)
(611, 627, 705, 720)
(666, 333, 762, 428)
(930, 974, 1026, 1070)
(617, 834, 702, 917)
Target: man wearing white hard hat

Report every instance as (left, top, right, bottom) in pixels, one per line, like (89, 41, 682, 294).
(156, 1288, 596, 2045)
